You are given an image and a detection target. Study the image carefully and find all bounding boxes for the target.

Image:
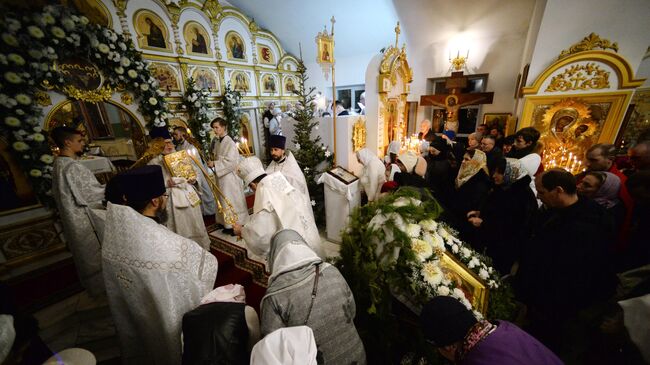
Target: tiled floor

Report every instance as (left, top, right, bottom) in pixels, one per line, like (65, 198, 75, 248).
(34, 232, 341, 363)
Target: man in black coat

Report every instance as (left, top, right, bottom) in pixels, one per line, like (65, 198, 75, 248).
(516, 169, 617, 360)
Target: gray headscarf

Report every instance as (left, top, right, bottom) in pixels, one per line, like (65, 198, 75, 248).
(592, 171, 621, 209)
(265, 229, 323, 298)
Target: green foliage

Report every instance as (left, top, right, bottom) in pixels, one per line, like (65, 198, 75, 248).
(182, 77, 211, 154)
(221, 83, 243, 141)
(288, 60, 334, 225)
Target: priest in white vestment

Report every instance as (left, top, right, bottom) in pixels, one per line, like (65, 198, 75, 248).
(51, 126, 105, 297)
(266, 135, 310, 199)
(148, 127, 210, 247)
(102, 165, 218, 365)
(172, 126, 217, 216)
(208, 118, 249, 234)
(233, 156, 323, 258)
(356, 148, 386, 202)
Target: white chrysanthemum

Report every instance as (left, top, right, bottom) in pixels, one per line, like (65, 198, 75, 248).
(26, 49, 43, 60)
(28, 26, 45, 39)
(437, 285, 450, 296)
(12, 141, 29, 151)
(467, 257, 480, 269)
(40, 154, 54, 164)
(127, 69, 138, 78)
(452, 287, 465, 299)
(115, 66, 124, 74)
(61, 18, 75, 31)
(438, 227, 452, 242)
(120, 57, 131, 67)
(460, 247, 471, 259)
(479, 268, 489, 280)
(148, 97, 158, 105)
(30, 169, 42, 177)
(4, 117, 20, 127)
(406, 223, 421, 238)
(8, 53, 25, 65)
(140, 84, 149, 91)
(32, 133, 45, 142)
(324, 150, 331, 157)
(79, 16, 89, 25)
(98, 43, 110, 53)
(5, 72, 22, 83)
(451, 243, 459, 254)
(42, 13, 55, 25)
(411, 238, 432, 262)
(194, 101, 201, 107)
(16, 109, 24, 116)
(15, 94, 32, 105)
(6, 19, 21, 32)
(51, 26, 65, 38)
(430, 232, 446, 251)
(3, 33, 18, 47)
(419, 219, 438, 232)
(422, 261, 444, 287)
(489, 280, 497, 288)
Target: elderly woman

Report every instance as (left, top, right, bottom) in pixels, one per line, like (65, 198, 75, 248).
(578, 171, 625, 232)
(357, 148, 386, 203)
(451, 149, 491, 232)
(260, 230, 366, 365)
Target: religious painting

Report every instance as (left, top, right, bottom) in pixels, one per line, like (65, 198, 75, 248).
(72, 0, 111, 27)
(54, 57, 103, 91)
(482, 113, 511, 134)
(440, 251, 488, 314)
(240, 113, 255, 154)
(148, 63, 180, 92)
(615, 89, 650, 150)
(316, 35, 334, 64)
(257, 45, 275, 64)
(230, 71, 250, 92)
(261, 74, 277, 93)
(192, 68, 218, 91)
(0, 137, 38, 214)
(518, 64, 530, 98)
(284, 77, 296, 94)
(184, 22, 212, 57)
(134, 11, 172, 52)
(327, 166, 358, 185)
(225, 31, 246, 60)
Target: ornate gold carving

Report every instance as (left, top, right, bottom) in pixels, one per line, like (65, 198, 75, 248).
(120, 92, 133, 105)
(203, 0, 223, 21)
(541, 98, 591, 133)
(34, 91, 52, 106)
(249, 18, 259, 33)
(352, 118, 367, 152)
(61, 85, 113, 103)
(112, 0, 128, 14)
(559, 33, 618, 59)
(545, 62, 610, 92)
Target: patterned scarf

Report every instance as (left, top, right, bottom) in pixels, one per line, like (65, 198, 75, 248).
(455, 149, 489, 188)
(455, 320, 497, 362)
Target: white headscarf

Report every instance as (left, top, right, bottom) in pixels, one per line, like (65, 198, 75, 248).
(250, 326, 318, 365)
(356, 148, 386, 201)
(388, 141, 401, 155)
(200, 284, 246, 305)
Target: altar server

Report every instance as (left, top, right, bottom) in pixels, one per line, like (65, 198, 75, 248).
(102, 165, 218, 365)
(51, 126, 105, 297)
(356, 148, 386, 202)
(266, 134, 310, 199)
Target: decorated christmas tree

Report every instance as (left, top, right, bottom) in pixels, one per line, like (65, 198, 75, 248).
(289, 60, 334, 225)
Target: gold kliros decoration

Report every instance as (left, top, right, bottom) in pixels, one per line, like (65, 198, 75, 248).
(61, 85, 113, 103)
(559, 33, 618, 59)
(546, 62, 610, 92)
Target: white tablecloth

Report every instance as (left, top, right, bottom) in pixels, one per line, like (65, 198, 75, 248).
(78, 156, 116, 174)
(317, 173, 361, 243)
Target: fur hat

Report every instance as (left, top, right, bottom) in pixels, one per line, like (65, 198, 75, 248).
(237, 156, 266, 186)
(420, 296, 478, 346)
(120, 165, 166, 202)
(269, 135, 286, 149)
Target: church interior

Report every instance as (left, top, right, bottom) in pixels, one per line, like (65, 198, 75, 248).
(1, 0, 649, 364)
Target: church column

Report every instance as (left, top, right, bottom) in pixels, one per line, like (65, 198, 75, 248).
(167, 6, 184, 56)
(112, 0, 131, 40)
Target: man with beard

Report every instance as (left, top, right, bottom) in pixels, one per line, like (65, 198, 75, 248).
(102, 165, 218, 365)
(148, 126, 210, 246)
(172, 126, 217, 217)
(266, 135, 309, 199)
(51, 126, 106, 297)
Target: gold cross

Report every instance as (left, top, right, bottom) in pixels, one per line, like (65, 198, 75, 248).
(394, 22, 401, 48)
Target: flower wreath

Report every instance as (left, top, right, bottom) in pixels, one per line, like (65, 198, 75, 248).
(0, 6, 170, 206)
(181, 77, 211, 153)
(220, 83, 243, 141)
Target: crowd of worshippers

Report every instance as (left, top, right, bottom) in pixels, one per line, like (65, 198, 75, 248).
(24, 119, 649, 365)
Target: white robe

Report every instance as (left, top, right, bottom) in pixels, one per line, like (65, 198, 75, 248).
(266, 151, 310, 199)
(102, 203, 217, 365)
(176, 140, 217, 216)
(242, 172, 323, 258)
(211, 135, 249, 227)
(52, 156, 105, 296)
(357, 149, 386, 202)
(149, 156, 210, 247)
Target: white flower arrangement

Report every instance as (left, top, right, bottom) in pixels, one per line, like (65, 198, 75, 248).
(51, 26, 65, 38)
(12, 141, 29, 151)
(27, 26, 44, 39)
(2, 33, 19, 47)
(5, 116, 20, 127)
(30, 169, 42, 177)
(127, 69, 138, 78)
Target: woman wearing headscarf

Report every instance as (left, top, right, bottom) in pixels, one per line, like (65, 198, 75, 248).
(250, 326, 318, 365)
(356, 148, 387, 203)
(466, 158, 538, 275)
(425, 136, 454, 203)
(578, 171, 625, 233)
(260, 230, 366, 365)
(452, 149, 491, 227)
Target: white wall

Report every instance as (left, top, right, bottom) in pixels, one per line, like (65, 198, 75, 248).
(304, 52, 378, 99)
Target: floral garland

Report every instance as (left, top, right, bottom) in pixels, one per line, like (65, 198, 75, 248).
(336, 188, 516, 361)
(0, 6, 169, 205)
(220, 83, 243, 141)
(181, 77, 211, 153)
